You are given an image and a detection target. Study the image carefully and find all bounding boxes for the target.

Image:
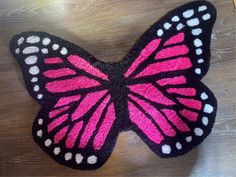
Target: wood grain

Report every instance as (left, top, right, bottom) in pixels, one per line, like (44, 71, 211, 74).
(0, 0, 235, 176)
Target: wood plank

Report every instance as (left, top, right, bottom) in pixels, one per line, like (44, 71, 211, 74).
(0, 0, 235, 176)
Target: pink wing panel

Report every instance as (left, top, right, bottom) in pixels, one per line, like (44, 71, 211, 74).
(43, 68, 76, 78)
(156, 76, 187, 86)
(164, 32, 185, 46)
(129, 94, 176, 137)
(128, 83, 175, 105)
(167, 88, 196, 96)
(49, 106, 70, 118)
(72, 90, 108, 121)
(124, 39, 161, 77)
(93, 103, 116, 150)
(54, 94, 81, 108)
(54, 126, 69, 143)
(135, 57, 192, 78)
(180, 109, 199, 121)
(177, 98, 202, 111)
(65, 121, 84, 149)
(48, 114, 69, 132)
(68, 55, 109, 81)
(161, 109, 190, 132)
(45, 76, 101, 93)
(44, 57, 63, 64)
(155, 45, 189, 59)
(78, 95, 111, 149)
(128, 101, 164, 144)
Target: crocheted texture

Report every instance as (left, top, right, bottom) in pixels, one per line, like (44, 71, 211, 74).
(10, 1, 217, 170)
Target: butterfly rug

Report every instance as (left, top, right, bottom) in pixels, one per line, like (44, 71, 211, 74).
(10, 1, 217, 170)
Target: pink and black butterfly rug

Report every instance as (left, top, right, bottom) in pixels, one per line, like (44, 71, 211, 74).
(10, 1, 217, 170)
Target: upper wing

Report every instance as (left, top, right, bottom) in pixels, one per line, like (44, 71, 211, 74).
(10, 32, 119, 169)
(123, 1, 216, 80)
(123, 1, 217, 157)
(10, 31, 109, 105)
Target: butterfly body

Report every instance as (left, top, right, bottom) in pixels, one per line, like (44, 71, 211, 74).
(107, 69, 132, 131)
(10, 1, 217, 170)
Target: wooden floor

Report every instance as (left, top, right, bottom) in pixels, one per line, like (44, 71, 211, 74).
(0, 0, 235, 176)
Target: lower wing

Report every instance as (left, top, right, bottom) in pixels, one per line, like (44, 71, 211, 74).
(33, 90, 118, 170)
(127, 78, 217, 157)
